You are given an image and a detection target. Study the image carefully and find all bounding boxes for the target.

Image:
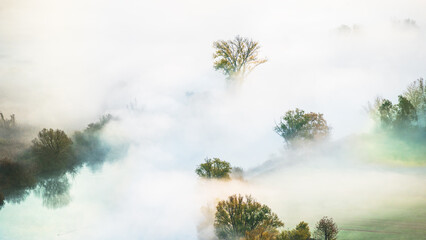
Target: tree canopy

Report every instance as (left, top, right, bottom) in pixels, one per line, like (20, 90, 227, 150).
(0, 114, 123, 210)
(195, 158, 232, 179)
(31, 128, 75, 177)
(213, 36, 267, 81)
(274, 108, 330, 145)
(314, 216, 339, 240)
(370, 78, 425, 132)
(277, 221, 311, 240)
(214, 194, 284, 240)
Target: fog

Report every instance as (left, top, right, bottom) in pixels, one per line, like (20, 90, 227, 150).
(0, 0, 425, 239)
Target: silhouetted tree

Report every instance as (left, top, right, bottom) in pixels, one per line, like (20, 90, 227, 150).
(195, 158, 232, 179)
(275, 109, 329, 145)
(31, 128, 74, 177)
(213, 36, 267, 81)
(314, 216, 338, 240)
(215, 194, 284, 240)
(0, 158, 36, 204)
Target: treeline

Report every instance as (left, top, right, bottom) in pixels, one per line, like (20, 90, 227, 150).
(0, 114, 125, 209)
(368, 78, 425, 138)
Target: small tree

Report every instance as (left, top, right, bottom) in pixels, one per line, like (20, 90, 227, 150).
(213, 36, 267, 81)
(274, 109, 329, 145)
(215, 194, 284, 240)
(32, 129, 73, 156)
(277, 221, 311, 240)
(31, 128, 74, 176)
(195, 158, 232, 179)
(314, 216, 338, 240)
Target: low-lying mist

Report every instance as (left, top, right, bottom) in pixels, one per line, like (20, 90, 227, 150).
(1, 0, 425, 239)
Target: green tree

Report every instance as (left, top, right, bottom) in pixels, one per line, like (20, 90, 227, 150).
(31, 128, 74, 176)
(395, 95, 417, 129)
(378, 99, 395, 128)
(377, 96, 417, 130)
(195, 158, 232, 179)
(213, 36, 267, 81)
(274, 109, 329, 145)
(215, 194, 284, 240)
(314, 216, 338, 240)
(277, 221, 311, 240)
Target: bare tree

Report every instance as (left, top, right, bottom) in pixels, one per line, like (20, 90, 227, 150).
(213, 36, 267, 81)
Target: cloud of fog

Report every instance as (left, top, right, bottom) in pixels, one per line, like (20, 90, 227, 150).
(0, 0, 426, 239)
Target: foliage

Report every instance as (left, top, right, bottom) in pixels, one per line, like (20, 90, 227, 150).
(31, 128, 75, 177)
(214, 194, 284, 240)
(195, 158, 232, 179)
(314, 216, 338, 240)
(376, 96, 418, 131)
(213, 36, 267, 81)
(0, 114, 121, 211)
(274, 109, 329, 145)
(0, 158, 37, 204)
(73, 114, 113, 171)
(404, 78, 425, 113)
(277, 222, 311, 240)
(370, 79, 425, 132)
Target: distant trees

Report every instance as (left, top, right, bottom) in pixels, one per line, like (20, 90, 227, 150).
(314, 216, 339, 240)
(0, 114, 121, 210)
(73, 114, 113, 171)
(196, 158, 232, 179)
(213, 36, 267, 81)
(0, 113, 15, 128)
(274, 109, 330, 145)
(370, 78, 425, 132)
(277, 221, 311, 240)
(214, 194, 284, 240)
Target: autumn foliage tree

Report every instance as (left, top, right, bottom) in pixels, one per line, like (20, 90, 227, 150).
(214, 194, 284, 240)
(213, 36, 267, 81)
(274, 109, 330, 145)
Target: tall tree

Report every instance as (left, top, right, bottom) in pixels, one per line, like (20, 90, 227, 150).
(213, 36, 267, 81)
(215, 194, 284, 240)
(195, 158, 232, 179)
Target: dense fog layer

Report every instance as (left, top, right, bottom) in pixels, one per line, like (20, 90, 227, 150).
(0, 0, 425, 239)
